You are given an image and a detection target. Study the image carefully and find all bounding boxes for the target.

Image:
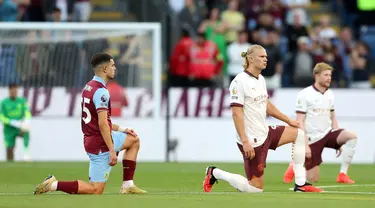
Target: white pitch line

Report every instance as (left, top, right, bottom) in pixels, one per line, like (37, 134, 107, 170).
(317, 184, 375, 188)
(322, 191, 375, 195)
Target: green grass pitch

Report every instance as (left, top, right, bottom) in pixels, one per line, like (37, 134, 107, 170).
(0, 162, 374, 208)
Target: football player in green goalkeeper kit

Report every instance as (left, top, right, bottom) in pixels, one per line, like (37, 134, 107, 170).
(0, 83, 32, 161)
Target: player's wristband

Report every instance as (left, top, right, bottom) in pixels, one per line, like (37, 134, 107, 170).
(118, 126, 127, 132)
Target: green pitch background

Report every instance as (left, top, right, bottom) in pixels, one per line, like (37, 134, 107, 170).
(0, 162, 374, 208)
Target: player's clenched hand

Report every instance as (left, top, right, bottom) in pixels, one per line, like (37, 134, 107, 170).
(287, 119, 300, 128)
(243, 141, 255, 160)
(125, 128, 138, 137)
(305, 145, 312, 159)
(109, 150, 118, 166)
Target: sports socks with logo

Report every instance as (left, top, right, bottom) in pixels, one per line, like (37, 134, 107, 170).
(122, 160, 136, 188)
(340, 139, 357, 174)
(292, 129, 307, 186)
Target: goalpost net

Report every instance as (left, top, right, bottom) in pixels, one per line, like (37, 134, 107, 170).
(0, 22, 164, 161)
(0, 22, 162, 118)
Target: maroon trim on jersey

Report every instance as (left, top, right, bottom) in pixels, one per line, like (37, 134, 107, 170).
(230, 103, 243, 107)
(296, 110, 306, 114)
(97, 107, 107, 112)
(312, 84, 328, 94)
(243, 70, 259, 79)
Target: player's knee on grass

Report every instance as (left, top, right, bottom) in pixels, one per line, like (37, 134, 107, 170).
(307, 169, 319, 183)
(250, 177, 264, 190)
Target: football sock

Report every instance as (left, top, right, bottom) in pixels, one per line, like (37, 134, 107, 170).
(213, 168, 263, 193)
(340, 139, 357, 174)
(293, 129, 307, 186)
(122, 180, 134, 188)
(56, 181, 79, 194)
(123, 160, 136, 186)
(50, 181, 58, 191)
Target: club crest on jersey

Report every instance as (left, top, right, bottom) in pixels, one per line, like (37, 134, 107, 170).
(232, 88, 237, 95)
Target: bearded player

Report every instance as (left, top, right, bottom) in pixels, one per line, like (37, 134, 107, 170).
(33, 53, 147, 195)
(283, 62, 357, 184)
(203, 45, 322, 193)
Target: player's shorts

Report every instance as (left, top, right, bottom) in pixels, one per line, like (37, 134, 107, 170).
(87, 131, 127, 183)
(237, 125, 285, 180)
(305, 128, 345, 170)
(3, 129, 29, 148)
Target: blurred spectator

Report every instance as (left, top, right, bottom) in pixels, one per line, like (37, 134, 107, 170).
(323, 46, 345, 87)
(350, 41, 373, 88)
(263, 0, 285, 29)
(318, 15, 337, 41)
(285, 36, 315, 87)
(19, 0, 46, 22)
(51, 7, 62, 22)
(244, 0, 266, 31)
(205, 0, 228, 12)
(260, 30, 283, 89)
(227, 30, 251, 83)
(0, 0, 18, 22)
(169, 0, 185, 13)
(198, 7, 228, 76)
(107, 80, 129, 117)
(251, 13, 277, 43)
(169, 29, 193, 87)
(179, 0, 205, 37)
(73, 0, 91, 22)
(334, 27, 356, 85)
(189, 33, 223, 88)
(286, 10, 308, 52)
(282, 0, 310, 26)
(221, 0, 245, 45)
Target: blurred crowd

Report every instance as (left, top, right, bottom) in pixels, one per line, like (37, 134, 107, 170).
(0, 0, 91, 22)
(169, 0, 375, 89)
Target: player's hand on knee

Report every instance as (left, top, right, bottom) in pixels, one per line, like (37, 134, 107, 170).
(287, 119, 300, 128)
(305, 145, 312, 159)
(109, 150, 118, 166)
(125, 128, 138, 137)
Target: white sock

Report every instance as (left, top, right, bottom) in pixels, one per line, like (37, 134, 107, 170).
(213, 168, 263, 193)
(122, 180, 134, 188)
(293, 129, 307, 186)
(50, 181, 58, 191)
(340, 139, 357, 174)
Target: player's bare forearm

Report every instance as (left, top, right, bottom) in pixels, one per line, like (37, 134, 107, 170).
(98, 112, 114, 152)
(330, 111, 339, 129)
(267, 101, 290, 124)
(231, 107, 248, 143)
(296, 113, 306, 131)
(112, 124, 119, 131)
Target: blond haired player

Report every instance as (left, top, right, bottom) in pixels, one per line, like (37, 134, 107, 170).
(283, 62, 357, 184)
(203, 45, 322, 193)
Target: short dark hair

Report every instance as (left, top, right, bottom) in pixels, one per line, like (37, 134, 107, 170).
(52, 7, 61, 13)
(9, 83, 18, 89)
(90, 53, 113, 69)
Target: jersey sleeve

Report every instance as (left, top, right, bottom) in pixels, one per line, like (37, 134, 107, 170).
(229, 79, 245, 107)
(93, 88, 110, 112)
(0, 100, 11, 124)
(295, 91, 307, 114)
